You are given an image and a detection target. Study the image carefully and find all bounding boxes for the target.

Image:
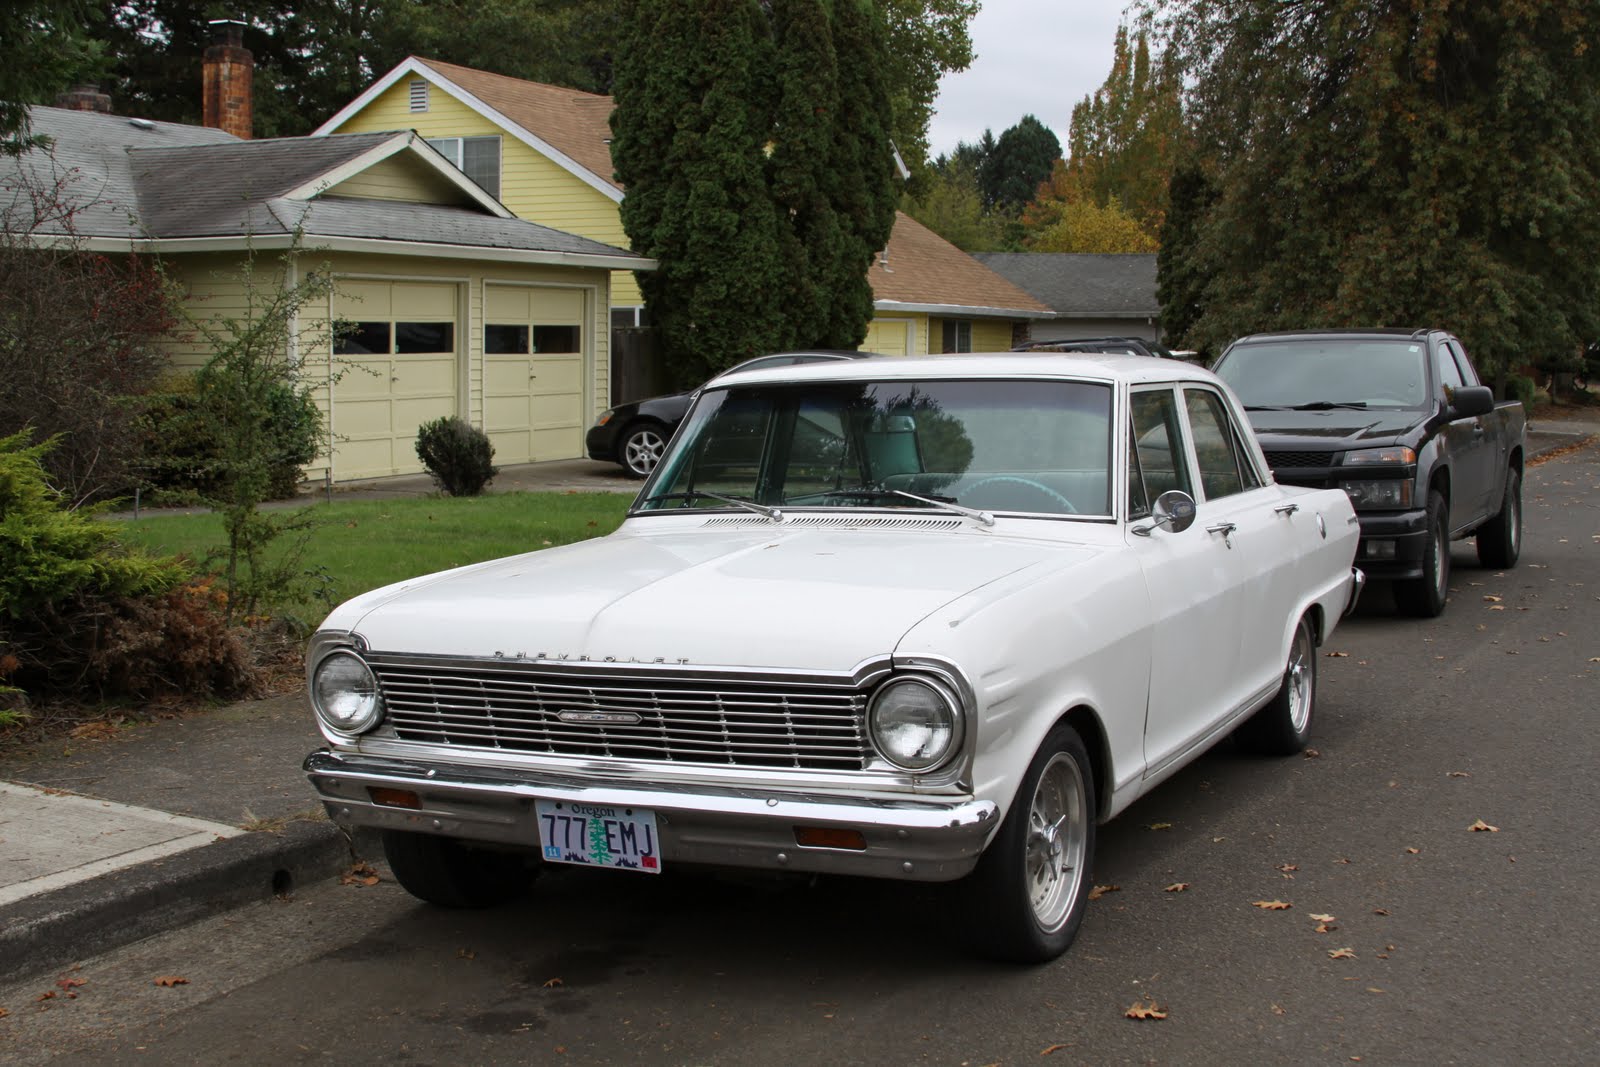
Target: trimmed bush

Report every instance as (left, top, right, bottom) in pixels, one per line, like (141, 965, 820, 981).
(139, 376, 321, 502)
(415, 417, 498, 497)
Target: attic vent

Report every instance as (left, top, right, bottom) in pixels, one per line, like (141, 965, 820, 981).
(408, 80, 429, 112)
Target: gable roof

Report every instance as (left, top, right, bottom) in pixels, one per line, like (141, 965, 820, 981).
(871, 213, 1053, 319)
(314, 56, 621, 202)
(972, 253, 1160, 318)
(8, 106, 651, 270)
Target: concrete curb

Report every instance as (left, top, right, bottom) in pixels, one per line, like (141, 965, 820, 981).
(0, 819, 359, 984)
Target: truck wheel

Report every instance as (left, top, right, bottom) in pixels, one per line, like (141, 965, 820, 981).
(962, 724, 1096, 964)
(1235, 614, 1316, 756)
(620, 423, 667, 478)
(1396, 491, 1450, 618)
(1475, 467, 1522, 569)
(381, 830, 537, 909)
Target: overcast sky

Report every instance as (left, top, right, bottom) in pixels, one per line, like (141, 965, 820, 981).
(926, 0, 1135, 159)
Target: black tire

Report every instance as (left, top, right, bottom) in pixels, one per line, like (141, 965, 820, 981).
(381, 830, 537, 909)
(1396, 490, 1450, 618)
(1235, 613, 1317, 756)
(1476, 466, 1522, 569)
(619, 422, 668, 478)
(962, 724, 1096, 964)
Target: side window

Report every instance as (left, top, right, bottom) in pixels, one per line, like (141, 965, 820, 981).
(1436, 342, 1465, 390)
(1129, 388, 1192, 517)
(1183, 388, 1260, 499)
(1444, 340, 1478, 387)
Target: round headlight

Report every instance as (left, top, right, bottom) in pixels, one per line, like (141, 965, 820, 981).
(869, 677, 960, 771)
(312, 651, 383, 734)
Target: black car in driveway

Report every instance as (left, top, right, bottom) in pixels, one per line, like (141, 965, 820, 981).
(586, 350, 872, 477)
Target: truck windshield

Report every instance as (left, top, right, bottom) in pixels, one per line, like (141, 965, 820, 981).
(635, 378, 1114, 519)
(1216, 339, 1430, 410)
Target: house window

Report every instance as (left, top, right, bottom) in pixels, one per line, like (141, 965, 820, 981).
(426, 135, 501, 198)
(941, 319, 972, 353)
(408, 80, 429, 113)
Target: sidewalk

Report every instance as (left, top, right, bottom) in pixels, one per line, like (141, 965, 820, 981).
(3, 426, 1596, 984)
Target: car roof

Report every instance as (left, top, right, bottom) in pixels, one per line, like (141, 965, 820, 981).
(708, 351, 1224, 389)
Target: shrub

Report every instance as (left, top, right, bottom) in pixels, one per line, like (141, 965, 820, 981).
(1507, 373, 1537, 416)
(415, 416, 498, 497)
(139, 375, 321, 503)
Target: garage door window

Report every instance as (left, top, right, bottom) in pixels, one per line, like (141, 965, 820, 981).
(335, 321, 391, 355)
(533, 325, 580, 353)
(395, 321, 454, 353)
(485, 324, 530, 354)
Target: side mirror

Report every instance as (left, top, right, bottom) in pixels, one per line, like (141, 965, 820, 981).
(1133, 490, 1198, 537)
(1446, 385, 1494, 419)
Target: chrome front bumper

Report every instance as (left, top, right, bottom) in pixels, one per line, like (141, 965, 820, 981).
(305, 749, 998, 882)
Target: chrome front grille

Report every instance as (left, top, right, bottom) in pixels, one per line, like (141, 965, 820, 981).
(368, 657, 872, 771)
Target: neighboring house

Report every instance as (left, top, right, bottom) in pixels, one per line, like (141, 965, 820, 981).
(867, 213, 1053, 354)
(318, 58, 1051, 358)
(973, 253, 1162, 344)
(10, 105, 650, 482)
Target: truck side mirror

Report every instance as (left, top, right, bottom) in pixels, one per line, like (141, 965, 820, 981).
(1446, 386, 1495, 419)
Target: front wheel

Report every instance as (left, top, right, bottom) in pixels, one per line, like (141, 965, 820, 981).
(1475, 467, 1522, 569)
(381, 830, 538, 909)
(619, 423, 667, 478)
(1235, 613, 1317, 756)
(1396, 490, 1450, 617)
(962, 724, 1096, 964)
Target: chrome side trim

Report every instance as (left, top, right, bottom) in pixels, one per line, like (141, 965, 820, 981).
(1343, 567, 1367, 618)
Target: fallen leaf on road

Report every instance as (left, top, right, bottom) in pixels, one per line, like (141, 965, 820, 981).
(1304, 748, 1321, 759)
(0, 1007, 8, 1018)
(1041, 1044, 1071, 1055)
(1368, 988, 1386, 994)
(55, 978, 86, 990)
(1448, 771, 1470, 778)
(1469, 820, 1500, 832)
(1373, 908, 1390, 916)
(1271, 1003, 1286, 1016)
(1483, 595, 1503, 603)
(36, 991, 54, 1001)
(153, 976, 188, 987)
(339, 862, 381, 887)
(542, 977, 564, 988)
(1088, 884, 1121, 900)
(1253, 900, 1292, 910)
(1328, 948, 1357, 960)
(457, 949, 476, 960)
(1406, 847, 1421, 854)
(1164, 883, 1190, 893)
(1325, 651, 1350, 658)
(1147, 822, 1173, 831)
(1315, 923, 1337, 934)
(1311, 913, 1336, 922)
(1275, 863, 1299, 873)
(1125, 997, 1168, 1021)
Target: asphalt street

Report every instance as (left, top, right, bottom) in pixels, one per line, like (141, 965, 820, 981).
(2, 441, 1597, 1066)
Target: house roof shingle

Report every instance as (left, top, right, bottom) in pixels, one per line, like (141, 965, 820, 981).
(972, 253, 1159, 317)
(871, 213, 1053, 317)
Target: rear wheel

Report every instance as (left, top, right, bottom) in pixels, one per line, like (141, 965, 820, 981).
(1476, 467, 1522, 569)
(963, 724, 1096, 964)
(1235, 613, 1317, 756)
(1396, 490, 1450, 617)
(381, 830, 537, 908)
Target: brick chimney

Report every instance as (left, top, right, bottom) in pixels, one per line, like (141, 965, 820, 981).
(202, 19, 253, 139)
(56, 84, 113, 113)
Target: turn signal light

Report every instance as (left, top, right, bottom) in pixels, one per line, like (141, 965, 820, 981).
(368, 787, 422, 809)
(793, 826, 867, 851)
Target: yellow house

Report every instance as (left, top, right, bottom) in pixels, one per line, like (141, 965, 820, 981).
(19, 105, 652, 482)
(317, 58, 1051, 356)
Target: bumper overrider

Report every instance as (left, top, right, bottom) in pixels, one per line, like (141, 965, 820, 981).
(304, 749, 998, 881)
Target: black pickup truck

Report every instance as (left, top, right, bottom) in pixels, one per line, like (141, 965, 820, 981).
(1211, 329, 1525, 617)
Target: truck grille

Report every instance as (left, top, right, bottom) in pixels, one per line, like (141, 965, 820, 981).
(368, 657, 873, 771)
(1263, 450, 1333, 469)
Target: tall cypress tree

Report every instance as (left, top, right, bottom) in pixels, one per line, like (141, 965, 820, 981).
(612, 0, 788, 386)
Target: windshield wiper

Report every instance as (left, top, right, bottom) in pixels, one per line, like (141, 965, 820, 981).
(1244, 404, 1289, 411)
(890, 489, 995, 527)
(646, 490, 783, 522)
(1291, 401, 1369, 410)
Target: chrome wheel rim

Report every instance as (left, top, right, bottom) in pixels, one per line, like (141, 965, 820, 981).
(1287, 624, 1314, 733)
(1024, 752, 1088, 931)
(624, 430, 664, 475)
(1431, 522, 1447, 596)
(1508, 486, 1521, 556)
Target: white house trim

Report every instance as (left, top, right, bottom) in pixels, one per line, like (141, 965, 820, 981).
(282, 132, 513, 218)
(312, 56, 624, 205)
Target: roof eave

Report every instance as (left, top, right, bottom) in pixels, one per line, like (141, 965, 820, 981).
(873, 300, 1053, 320)
(74, 233, 655, 270)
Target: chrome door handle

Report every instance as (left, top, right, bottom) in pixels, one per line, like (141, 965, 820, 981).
(1273, 503, 1300, 516)
(1206, 521, 1237, 548)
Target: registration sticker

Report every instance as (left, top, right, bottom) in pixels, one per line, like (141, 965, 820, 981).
(535, 799, 661, 873)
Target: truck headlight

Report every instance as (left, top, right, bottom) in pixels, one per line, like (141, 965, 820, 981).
(869, 677, 961, 771)
(1343, 446, 1415, 466)
(1341, 478, 1412, 510)
(312, 651, 383, 734)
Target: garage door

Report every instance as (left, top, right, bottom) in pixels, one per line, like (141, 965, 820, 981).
(333, 280, 459, 479)
(483, 285, 585, 465)
(863, 318, 912, 356)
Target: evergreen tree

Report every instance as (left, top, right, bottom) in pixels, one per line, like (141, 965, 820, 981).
(3, 1, 106, 154)
(978, 115, 1061, 212)
(1154, 160, 1216, 350)
(1158, 0, 1600, 388)
(611, 0, 788, 386)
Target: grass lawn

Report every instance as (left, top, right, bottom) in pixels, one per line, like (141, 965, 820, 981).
(114, 491, 632, 625)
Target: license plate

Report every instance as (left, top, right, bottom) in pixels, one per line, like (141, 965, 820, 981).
(535, 800, 662, 874)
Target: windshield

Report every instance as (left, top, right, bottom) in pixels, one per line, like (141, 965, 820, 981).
(1215, 339, 1430, 409)
(635, 378, 1113, 519)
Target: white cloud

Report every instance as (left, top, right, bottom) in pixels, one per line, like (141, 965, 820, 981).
(926, 0, 1132, 159)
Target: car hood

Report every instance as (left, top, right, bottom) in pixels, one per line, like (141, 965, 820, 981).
(331, 525, 1098, 672)
(1243, 408, 1425, 448)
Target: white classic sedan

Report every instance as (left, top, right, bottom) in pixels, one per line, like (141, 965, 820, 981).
(305, 353, 1363, 963)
